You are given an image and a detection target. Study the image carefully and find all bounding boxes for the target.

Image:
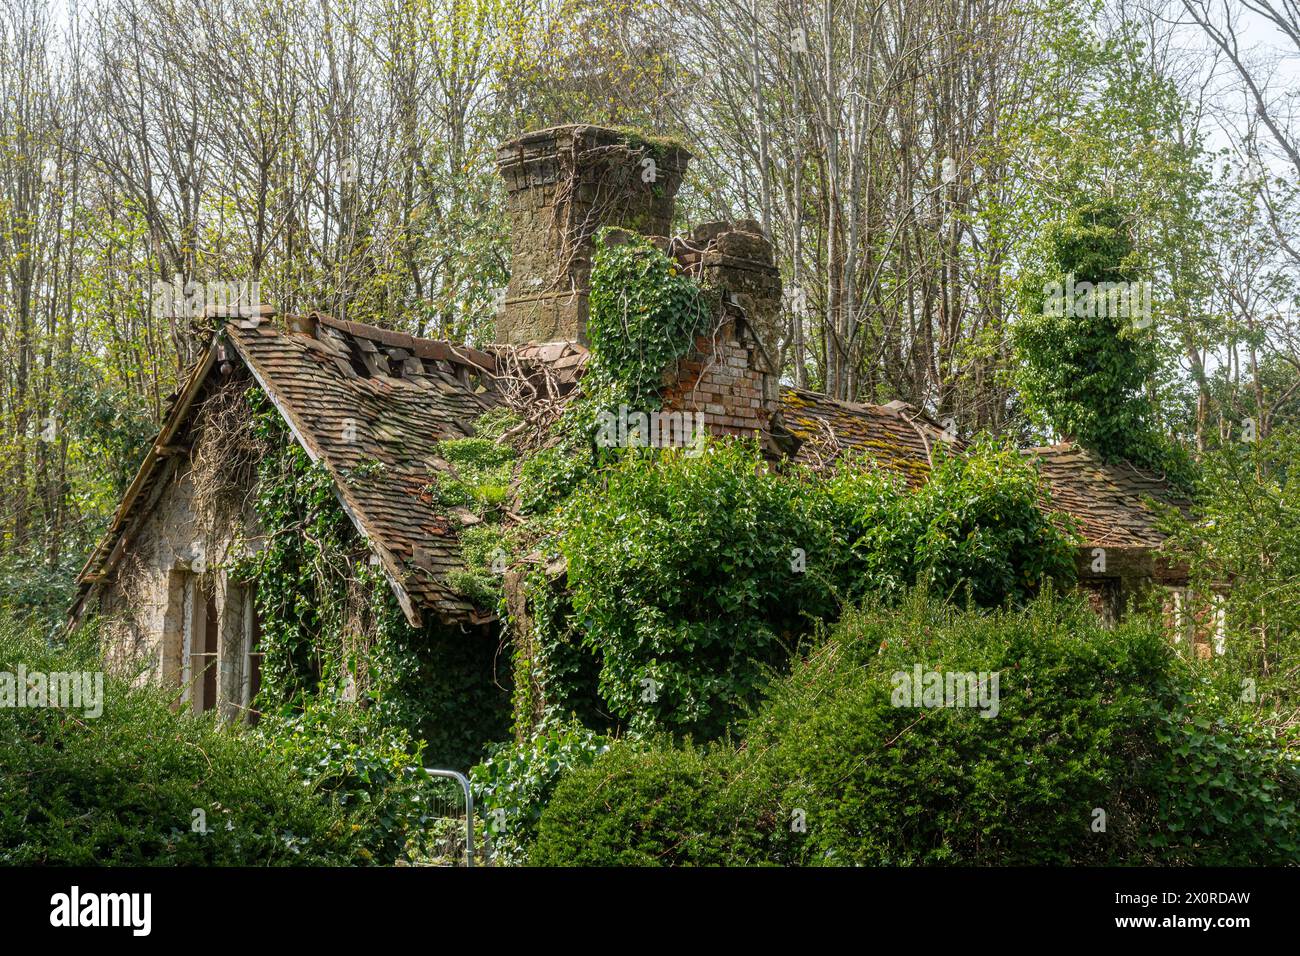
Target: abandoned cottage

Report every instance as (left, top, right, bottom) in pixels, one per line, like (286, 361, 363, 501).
(68, 124, 1200, 764)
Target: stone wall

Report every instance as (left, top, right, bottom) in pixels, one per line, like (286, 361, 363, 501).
(95, 378, 264, 722)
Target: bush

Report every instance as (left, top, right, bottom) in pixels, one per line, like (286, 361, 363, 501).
(823, 437, 1079, 606)
(0, 616, 359, 865)
(540, 435, 1078, 741)
(530, 739, 780, 867)
(749, 592, 1165, 865)
(255, 700, 436, 864)
(556, 440, 840, 739)
(1161, 426, 1300, 728)
(529, 591, 1300, 866)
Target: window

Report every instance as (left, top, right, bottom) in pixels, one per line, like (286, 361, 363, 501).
(179, 575, 219, 714)
(242, 589, 263, 724)
(1165, 586, 1227, 658)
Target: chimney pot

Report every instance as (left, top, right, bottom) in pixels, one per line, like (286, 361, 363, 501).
(495, 125, 692, 345)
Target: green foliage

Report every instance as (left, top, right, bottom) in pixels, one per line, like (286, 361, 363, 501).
(749, 592, 1166, 865)
(1137, 683, 1300, 863)
(531, 435, 1078, 741)
(530, 591, 1300, 866)
(512, 231, 716, 521)
(0, 358, 156, 636)
(1160, 426, 1300, 727)
(0, 616, 358, 865)
(824, 437, 1079, 606)
(0, 549, 87, 642)
(1013, 198, 1180, 476)
(530, 739, 776, 867)
(255, 701, 433, 864)
(237, 388, 510, 772)
(428, 437, 517, 513)
(556, 440, 839, 739)
(518, 444, 594, 515)
(584, 230, 714, 411)
(469, 720, 610, 865)
(446, 524, 514, 609)
(470, 407, 524, 442)
(237, 391, 358, 708)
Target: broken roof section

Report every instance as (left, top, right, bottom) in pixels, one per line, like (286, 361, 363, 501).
(783, 393, 1190, 554)
(228, 314, 502, 625)
(1027, 442, 1191, 550)
(73, 308, 1193, 634)
(779, 386, 960, 486)
(73, 312, 505, 629)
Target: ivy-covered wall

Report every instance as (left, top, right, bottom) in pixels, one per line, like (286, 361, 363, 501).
(234, 389, 511, 771)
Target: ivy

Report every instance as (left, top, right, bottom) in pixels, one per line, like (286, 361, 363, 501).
(1013, 197, 1193, 485)
(232, 388, 511, 782)
(584, 229, 714, 411)
(514, 230, 715, 516)
(514, 436, 1080, 744)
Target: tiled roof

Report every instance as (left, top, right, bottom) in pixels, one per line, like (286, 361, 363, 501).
(226, 315, 501, 624)
(778, 386, 959, 486)
(73, 314, 1188, 630)
(778, 390, 1187, 552)
(1025, 443, 1191, 548)
(73, 313, 505, 628)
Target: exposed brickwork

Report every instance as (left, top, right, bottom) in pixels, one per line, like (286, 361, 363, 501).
(654, 220, 786, 443)
(661, 322, 770, 441)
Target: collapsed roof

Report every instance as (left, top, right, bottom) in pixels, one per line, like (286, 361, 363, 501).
(71, 125, 1192, 631)
(72, 307, 1191, 633)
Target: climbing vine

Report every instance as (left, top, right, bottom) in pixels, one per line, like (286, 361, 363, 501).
(516, 229, 716, 515)
(230, 389, 511, 773)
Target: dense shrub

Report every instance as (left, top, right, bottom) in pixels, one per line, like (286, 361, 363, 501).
(0, 617, 359, 865)
(530, 592, 1300, 865)
(537, 435, 1078, 741)
(255, 701, 438, 864)
(530, 739, 779, 867)
(750, 592, 1165, 865)
(822, 437, 1079, 606)
(1161, 426, 1300, 729)
(556, 440, 839, 739)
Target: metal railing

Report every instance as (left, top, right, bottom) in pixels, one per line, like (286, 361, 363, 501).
(424, 768, 475, 867)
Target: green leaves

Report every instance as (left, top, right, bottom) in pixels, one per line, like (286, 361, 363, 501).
(585, 230, 712, 411)
(528, 591, 1300, 866)
(469, 720, 610, 865)
(554, 440, 838, 739)
(1013, 197, 1182, 477)
(535, 433, 1077, 743)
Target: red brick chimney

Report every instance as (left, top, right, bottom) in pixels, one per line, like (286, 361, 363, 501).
(662, 219, 784, 447)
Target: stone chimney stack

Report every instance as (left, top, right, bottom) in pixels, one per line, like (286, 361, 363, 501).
(495, 124, 692, 344)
